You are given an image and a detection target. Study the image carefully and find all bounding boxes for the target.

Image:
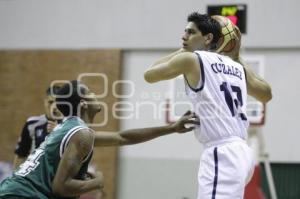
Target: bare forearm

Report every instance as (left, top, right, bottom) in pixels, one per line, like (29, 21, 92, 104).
(94, 127, 175, 147)
(94, 111, 198, 147)
(151, 49, 183, 66)
(248, 79, 272, 102)
(237, 57, 272, 102)
(119, 125, 175, 145)
(56, 178, 103, 197)
(236, 57, 265, 82)
(53, 131, 102, 197)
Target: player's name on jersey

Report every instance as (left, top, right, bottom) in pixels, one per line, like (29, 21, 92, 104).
(211, 62, 243, 80)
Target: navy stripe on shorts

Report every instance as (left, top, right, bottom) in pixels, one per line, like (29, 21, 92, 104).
(211, 147, 218, 199)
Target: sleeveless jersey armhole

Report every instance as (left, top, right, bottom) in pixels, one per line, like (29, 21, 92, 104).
(59, 126, 93, 163)
(184, 52, 205, 92)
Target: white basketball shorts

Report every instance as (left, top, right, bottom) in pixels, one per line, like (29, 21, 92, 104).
(197, 137, 255, 199)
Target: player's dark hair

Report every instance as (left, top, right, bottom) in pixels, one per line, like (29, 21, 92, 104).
(55, 80, 88, 116)
(187, 12, 221, 50)
(46, 85, 61, 96)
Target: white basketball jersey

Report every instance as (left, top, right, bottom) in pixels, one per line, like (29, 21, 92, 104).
(185, 51, 249, 143)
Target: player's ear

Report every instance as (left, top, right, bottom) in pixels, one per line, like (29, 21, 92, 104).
(204, 33, 214, 45)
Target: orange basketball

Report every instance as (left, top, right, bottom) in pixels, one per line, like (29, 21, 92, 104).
(212, 15, 241, 53)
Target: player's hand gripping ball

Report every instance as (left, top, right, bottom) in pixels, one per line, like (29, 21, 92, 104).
(212, 15, 241, 55)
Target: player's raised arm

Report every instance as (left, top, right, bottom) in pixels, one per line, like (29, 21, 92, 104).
(144, 52, 199, 83)
(94, 111, 200, 147)
(150, 48, 186, 66)
(52, 129, 103, 197)
(221, 24, 272, 103)
(237, 57, 273, 103)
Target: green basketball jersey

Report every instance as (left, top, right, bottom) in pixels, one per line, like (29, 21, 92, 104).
(0, 117, 94, 199)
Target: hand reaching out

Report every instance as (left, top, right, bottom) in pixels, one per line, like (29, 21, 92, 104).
(171, 111, 200, 133)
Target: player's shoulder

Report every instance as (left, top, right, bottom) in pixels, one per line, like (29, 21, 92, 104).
(63, 116, 86, 126)
(68, 127, 95, 147)
(175, 51, 197, 60)
(174, 52, 199, 66)
(58, 124, 94, 158)
(26, 114, 47, 123)
(194, 50, 220, 57)
(75, 128, 94, 139)
(195, 51, 239, 64)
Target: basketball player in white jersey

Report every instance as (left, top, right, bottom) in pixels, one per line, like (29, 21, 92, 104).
(144, 12, 272, 199)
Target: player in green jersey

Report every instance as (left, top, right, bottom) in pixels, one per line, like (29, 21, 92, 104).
(0, 80, 199, 199)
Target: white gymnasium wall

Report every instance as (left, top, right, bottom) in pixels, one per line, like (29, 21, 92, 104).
(0, 0, 300, 49)
(0, 0, 300, 199)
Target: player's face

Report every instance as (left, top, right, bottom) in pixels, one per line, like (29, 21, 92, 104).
(44, 95, 63, 121)
(84, 92, 102, 113)
(81, 86, 102, 122)
(182, 22, 210, 51)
